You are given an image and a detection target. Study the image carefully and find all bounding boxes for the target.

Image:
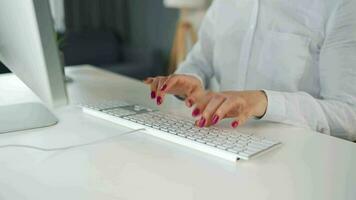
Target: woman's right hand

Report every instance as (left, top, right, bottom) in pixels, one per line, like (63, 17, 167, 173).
(144, 74, 204, 108)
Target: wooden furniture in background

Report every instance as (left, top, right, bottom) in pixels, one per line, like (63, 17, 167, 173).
(168, 10, 198, 74)
(164, 0, 206, 74)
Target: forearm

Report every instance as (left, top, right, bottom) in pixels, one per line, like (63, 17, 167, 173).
(261, 90, 356, 141)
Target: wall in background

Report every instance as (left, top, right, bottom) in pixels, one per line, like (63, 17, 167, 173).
(63, 0, 179, 69)
(127, 0, 178, 64)
(64, 0, 129, 40)
(0, 0, 180, 75)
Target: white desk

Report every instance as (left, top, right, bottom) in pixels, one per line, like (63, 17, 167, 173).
(0, 65, 355, 200)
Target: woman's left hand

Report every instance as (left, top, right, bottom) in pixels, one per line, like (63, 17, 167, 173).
(189, 90, 268, 128)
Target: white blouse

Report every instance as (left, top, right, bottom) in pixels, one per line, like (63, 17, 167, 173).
(176, 0, 356, 141)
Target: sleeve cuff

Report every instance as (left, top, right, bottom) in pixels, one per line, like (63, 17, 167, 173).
(261, 90, 287, 122)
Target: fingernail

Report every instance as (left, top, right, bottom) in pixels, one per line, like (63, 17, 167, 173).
(156, 96, 162, 105)
(212, 115, 219, 125)
(231, 120, 239, 128)
(198, 117, 206, 128)
(192, 108, 200, 117)
(160, 84, 167, 91)
(151, 91, 156, 99)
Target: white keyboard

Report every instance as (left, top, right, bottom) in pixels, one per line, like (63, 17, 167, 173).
(81, 101, 281, 161)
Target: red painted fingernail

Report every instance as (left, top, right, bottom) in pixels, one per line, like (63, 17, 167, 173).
(156, 96, 162, 105)
(231, 121, 239, 128)
(151, 91, 156, 99)
(198, 117, 206, 128)
(192, 108, 200, 117)
(212, 115, 219, 125)
(160, 84, 167, 91)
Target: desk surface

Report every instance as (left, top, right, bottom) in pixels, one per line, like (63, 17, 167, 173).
(0, 65, 355, 200)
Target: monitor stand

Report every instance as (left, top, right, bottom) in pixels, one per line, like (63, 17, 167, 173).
(0, 102, 58, 134)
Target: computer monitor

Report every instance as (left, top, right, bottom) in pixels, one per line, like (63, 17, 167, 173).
(0, 0, 68, 133)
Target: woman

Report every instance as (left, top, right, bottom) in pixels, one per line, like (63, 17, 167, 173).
(145, 0, 356, 141)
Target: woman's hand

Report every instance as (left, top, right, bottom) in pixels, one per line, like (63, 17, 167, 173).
(190, 91, 268, 128)
(144, 74, 204, 106)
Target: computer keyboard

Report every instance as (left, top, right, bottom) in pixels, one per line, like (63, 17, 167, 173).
(81, 101, 281, 161)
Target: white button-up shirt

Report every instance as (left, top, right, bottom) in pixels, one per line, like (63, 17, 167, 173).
(176, 0, 356, 141)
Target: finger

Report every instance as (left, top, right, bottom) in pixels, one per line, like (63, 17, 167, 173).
(159, 75, 178, 94)
(145, 77, 156, 99)
(155, 77, 168, 105)
(193, 92, 216, 127)
(150, 78, 160, 99)
(231, 111, 250, 128)
(156, 76, 171, 100)
(185, 93, 202, 108)
(185, 98, 194, 108)
(143, 77, 154, 84)
(200, 95, 226, 127)
(159, 75, 195, 98)
(192, 91, 213, 117)
(213, 98, 241, 122)
(186, 88, 205, 108)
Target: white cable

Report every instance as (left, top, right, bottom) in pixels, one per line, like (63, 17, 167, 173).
(0, 128, 145, 152)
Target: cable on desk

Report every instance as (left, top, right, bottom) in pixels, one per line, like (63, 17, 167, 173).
(0, 128, 145, 152)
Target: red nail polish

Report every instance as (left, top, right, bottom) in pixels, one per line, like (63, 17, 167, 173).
(231, 121, 239, 128)
(156, 96, 162, 105)
(151, 91, 156, 99)
(212, 115, 219, 125)
(160, 84, 167, 91)
(198, 117, 206, 128)
(192, 108, 200, 117)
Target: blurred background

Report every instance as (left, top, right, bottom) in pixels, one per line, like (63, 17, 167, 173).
(0, 0, 211, 80)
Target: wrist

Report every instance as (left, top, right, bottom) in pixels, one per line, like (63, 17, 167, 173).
(253, 90, 268, 118)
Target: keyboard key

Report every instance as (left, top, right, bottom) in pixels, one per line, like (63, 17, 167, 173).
(178, 133, 187, 137)
(187, 136, 196, 140)
(227, 148, 243, 154)
(243, 149, 260, 157)
(206, 142, 217, 147)
(196, 139, 206, 144)
(217, 145, 228, 150)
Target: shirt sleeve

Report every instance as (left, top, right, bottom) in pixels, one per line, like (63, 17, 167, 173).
(174, 1, 217, 88)
(262, 0, 356, 141)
